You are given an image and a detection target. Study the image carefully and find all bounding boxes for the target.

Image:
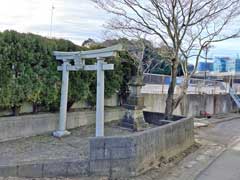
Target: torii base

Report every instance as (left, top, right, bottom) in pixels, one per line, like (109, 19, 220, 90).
(53, 130, 71, 138)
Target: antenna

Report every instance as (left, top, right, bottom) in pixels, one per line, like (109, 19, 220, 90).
(50, 1, 55, 38)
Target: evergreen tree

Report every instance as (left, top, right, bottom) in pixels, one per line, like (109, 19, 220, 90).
(0, 31, 131, 115)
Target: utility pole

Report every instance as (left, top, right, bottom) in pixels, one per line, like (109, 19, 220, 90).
(204, 45, 214, 82)
(204, 46, 209, 81)
(50, 2, 55, 38)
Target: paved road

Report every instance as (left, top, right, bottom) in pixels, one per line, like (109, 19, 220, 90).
(196, 116, 240, 145)
(195, 117, 240, 180)
(196, 139, 240, 180)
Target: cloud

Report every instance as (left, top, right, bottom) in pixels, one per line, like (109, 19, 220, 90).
(0, 0, 239, 54)
(0, 0, 109, 45)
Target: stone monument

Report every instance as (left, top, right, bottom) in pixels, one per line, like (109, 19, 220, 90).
(120, 75, 148, 131)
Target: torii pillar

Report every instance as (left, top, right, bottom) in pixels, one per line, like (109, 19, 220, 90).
(53, 60, 71, 137)
(84, 58, 114, 136)
(52, 45, 121, 138)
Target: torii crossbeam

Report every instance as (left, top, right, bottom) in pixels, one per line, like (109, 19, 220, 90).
(52, 44, 122, 137)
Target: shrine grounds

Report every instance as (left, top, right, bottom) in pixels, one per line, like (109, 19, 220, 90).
(0, 113, 193, 179)
(1, 113, 240, 180)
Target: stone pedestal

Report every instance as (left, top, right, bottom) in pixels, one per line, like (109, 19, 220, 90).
(120, 76, 148, 131)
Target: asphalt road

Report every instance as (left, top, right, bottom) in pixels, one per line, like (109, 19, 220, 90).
(196, 139, 240, 180)
(196, 118, 240, 180)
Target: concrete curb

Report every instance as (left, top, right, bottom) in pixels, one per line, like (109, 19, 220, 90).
(210, 116, 240, 125)
(194, 115, 240, 127)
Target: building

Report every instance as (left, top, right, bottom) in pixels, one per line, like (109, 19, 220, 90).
(211, 57, 240, 73)
(213, 57, 230, 72)
(197, 62, 214, 72)
(82, 38, 97, 48)
(227, 58, 240, 72)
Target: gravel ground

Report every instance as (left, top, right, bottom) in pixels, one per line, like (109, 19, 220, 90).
(0, 122, 132, 166)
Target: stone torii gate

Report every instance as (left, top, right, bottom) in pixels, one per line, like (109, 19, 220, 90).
(52, 45, 122, 138)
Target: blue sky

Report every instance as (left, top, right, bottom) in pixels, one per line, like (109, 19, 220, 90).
(0, 0, 239, 60)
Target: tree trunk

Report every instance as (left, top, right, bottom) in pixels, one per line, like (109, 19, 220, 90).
(165, 59, 178, 120)
(11, 105, 21, 116)
(173, 77, 189, 110)
(33, 103, 38, 114)
(67, 101, 75, 111)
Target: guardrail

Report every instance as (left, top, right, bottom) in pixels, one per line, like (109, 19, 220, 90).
(229, 88, 240, 107)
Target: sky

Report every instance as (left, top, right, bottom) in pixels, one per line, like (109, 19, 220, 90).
(0, 0, 240, 61)
(0, 0, 109, 44)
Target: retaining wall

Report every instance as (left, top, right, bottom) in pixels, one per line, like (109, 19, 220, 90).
(89, 116, 194, 178)
(0, 108, 125, 142)
(0, 94, 236, 117)
(0, 94, 119, 117)
(144, 94, 237, 116)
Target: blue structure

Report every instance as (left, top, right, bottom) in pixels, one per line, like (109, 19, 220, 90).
(198, 62, 214, 72)
(213, 57, 230, 72)
(188, 64, 194, 72)
(227, 58, 240, 72)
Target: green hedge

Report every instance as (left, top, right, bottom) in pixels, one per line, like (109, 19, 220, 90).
(0, 30, 127, 115)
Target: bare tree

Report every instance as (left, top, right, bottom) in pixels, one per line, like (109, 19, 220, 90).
(92, 0, 240, 119)
(122, 37, 146, 77)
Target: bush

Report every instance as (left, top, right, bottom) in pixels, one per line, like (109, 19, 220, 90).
(0, 30, 128, 115)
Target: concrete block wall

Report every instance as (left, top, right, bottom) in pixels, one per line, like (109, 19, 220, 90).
(0, 108, 125, 142)
(0, 160, 89, 178)
(89, 136, 137, 177)
(89, 117, 194, 178)
(134, 116, 194, 173)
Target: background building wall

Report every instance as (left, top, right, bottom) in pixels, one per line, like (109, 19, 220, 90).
(198, 62, 214, 72)
(213, 57, 229, 72)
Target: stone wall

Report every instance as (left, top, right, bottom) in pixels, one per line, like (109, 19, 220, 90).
(144, 94, 237, 116)
(89, 117, 194, 178)
(0, 108, 125, 142)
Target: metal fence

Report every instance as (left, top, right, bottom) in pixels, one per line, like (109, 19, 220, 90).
(143, 73, 230, 94)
